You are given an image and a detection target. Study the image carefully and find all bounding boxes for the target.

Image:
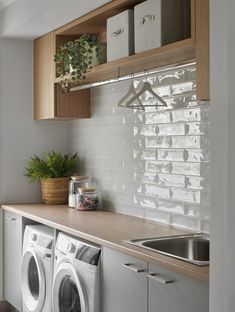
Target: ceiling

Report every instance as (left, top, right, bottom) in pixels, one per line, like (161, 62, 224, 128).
(0, 0, 15, 10)
(0, 0, 111, 39)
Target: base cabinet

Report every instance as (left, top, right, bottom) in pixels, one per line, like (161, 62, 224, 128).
(102, 247, 147, 312)
(148, 263, 209, 312)
(3, 211, 22, 311)
(3, 211, 34, 312)
(102, 247, 209, 312)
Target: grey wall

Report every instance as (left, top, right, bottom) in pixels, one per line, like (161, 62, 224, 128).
(210, 0, 235, 311)
(0, 38, 69, 299)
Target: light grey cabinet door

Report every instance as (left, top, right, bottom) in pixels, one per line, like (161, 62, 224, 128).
(102, 247, 147, 312)
(148, 263, 209, 312)
(3, 211, 22, 311)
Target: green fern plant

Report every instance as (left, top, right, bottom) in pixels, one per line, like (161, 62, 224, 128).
(25, 151, 79, 182)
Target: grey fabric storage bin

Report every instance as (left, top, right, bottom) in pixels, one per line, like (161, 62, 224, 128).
(107, 10, 134, 61)
(134, 0, 190, 53)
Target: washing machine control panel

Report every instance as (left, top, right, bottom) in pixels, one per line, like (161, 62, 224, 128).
(57, 235, 75, 254)
(67, 242, 76, 254)
(31, 233, 37, 242)
(56, 233, 101, 265)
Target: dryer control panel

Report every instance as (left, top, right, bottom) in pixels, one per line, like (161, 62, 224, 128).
(56, 233, 101, 266)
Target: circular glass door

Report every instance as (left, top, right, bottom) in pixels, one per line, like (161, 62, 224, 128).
(21, 247, 45, 312)
(28, 256, 40, 300)
(52, 262, 88, 312)
(59, 275, 81, 311)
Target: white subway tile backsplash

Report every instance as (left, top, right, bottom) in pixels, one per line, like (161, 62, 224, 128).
(145, 136, 171, 148)
(158, 199, 185, 214)
(134, 125, 158, 136)
(186, 122, 210, 135)
(154, 69, 187, 86)
(134, 194, 158, 209)
(134, 172, 157, 183)
(133, 148, 156, 160)
(171, 136, 200, 148)
(171, 107, 210, 123)
(171, 136, 210, 149)
(171, 187, 201, 204)
(171, 215, 200, 231)
(144, 184, 171, 199)
(145, 111, 171, 124)
(158, 123, 186, 136)
(157, 173, 185, 188)
(171, 162, 201, 176)
(186, 176, 210, 191)
(171, 81, 196, 96)
(145, 161, 172, 173)
(186, 66, 196, 81)
(145, 209, 171, 224)
(158, 149, 187, 161)
(187, 149, 210, 162)
(152, 85, 171, 98)
(69, 64, 210, 232)
(158, 95, 197, 111)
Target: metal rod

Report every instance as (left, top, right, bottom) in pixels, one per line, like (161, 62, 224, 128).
(70, 61, 196, 92)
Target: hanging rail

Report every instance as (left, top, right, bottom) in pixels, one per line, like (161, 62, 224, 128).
(70, 62, 196, 92)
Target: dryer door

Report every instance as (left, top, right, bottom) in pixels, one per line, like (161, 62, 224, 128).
(52, 262, 88, 312)
(21, 247, 46, 312)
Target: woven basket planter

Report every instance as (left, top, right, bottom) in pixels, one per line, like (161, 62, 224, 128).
(41, 177, 69, 205)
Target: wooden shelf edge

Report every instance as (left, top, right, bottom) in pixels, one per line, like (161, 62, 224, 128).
(54, 38, 196, 85)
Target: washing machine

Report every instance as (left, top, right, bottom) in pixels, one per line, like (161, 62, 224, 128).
(21, 225, 54, 312)
(52, 232, 101, 312)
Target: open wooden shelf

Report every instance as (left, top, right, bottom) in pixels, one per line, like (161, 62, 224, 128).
(54, 0, 193, 82)
(54, 38, 195, 85)
(34, 0, 209, 120)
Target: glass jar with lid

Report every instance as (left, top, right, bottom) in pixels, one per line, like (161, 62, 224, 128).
(75, 187, 99, 211)
(68, 176, 90, 208)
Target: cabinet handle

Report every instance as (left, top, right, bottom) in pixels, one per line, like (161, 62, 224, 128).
(112, 28, 124, 37)
(121, 263, 145, 273)
(141, 14, 155, 25)
(147, 273, 174, 285)
(5, 216, 16, 222)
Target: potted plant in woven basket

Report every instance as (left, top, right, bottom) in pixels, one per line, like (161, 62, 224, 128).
(26, 151, 79, 205)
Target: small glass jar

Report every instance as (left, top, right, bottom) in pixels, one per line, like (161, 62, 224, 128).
(75, 187, 99, 211)
(68, 176, 90, 208)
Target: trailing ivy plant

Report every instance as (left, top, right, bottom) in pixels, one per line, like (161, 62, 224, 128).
(54, 34, 103, 92)
(25, 151, 79, 182)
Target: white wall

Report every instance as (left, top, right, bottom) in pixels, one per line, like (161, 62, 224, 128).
(0, 38, 69, 299)
(210, 0, 235, 311)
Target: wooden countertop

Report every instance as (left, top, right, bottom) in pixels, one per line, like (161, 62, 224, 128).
(1, 203, 209, 283)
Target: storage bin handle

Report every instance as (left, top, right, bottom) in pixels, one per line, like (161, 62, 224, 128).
(112, 28, 124, 37)
(141, 14, 155, 25)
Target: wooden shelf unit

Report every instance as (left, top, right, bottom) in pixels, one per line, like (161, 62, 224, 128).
(54, 38, 196, 85)
(34, 0, 209, 120)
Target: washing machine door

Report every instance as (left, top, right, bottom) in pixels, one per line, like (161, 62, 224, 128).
(52, 262, 88, 312)
(21, 247, 46, 312)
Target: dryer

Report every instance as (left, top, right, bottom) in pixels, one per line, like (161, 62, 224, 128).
(21, 225, 54, 312)
(52, 232, 101, 312)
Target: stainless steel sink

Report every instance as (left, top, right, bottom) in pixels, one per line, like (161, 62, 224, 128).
(126, 234, 209, 266)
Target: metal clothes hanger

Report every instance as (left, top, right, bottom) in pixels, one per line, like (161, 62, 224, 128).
(117, 73, 143, 109)
(124, 70, 167, 110)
